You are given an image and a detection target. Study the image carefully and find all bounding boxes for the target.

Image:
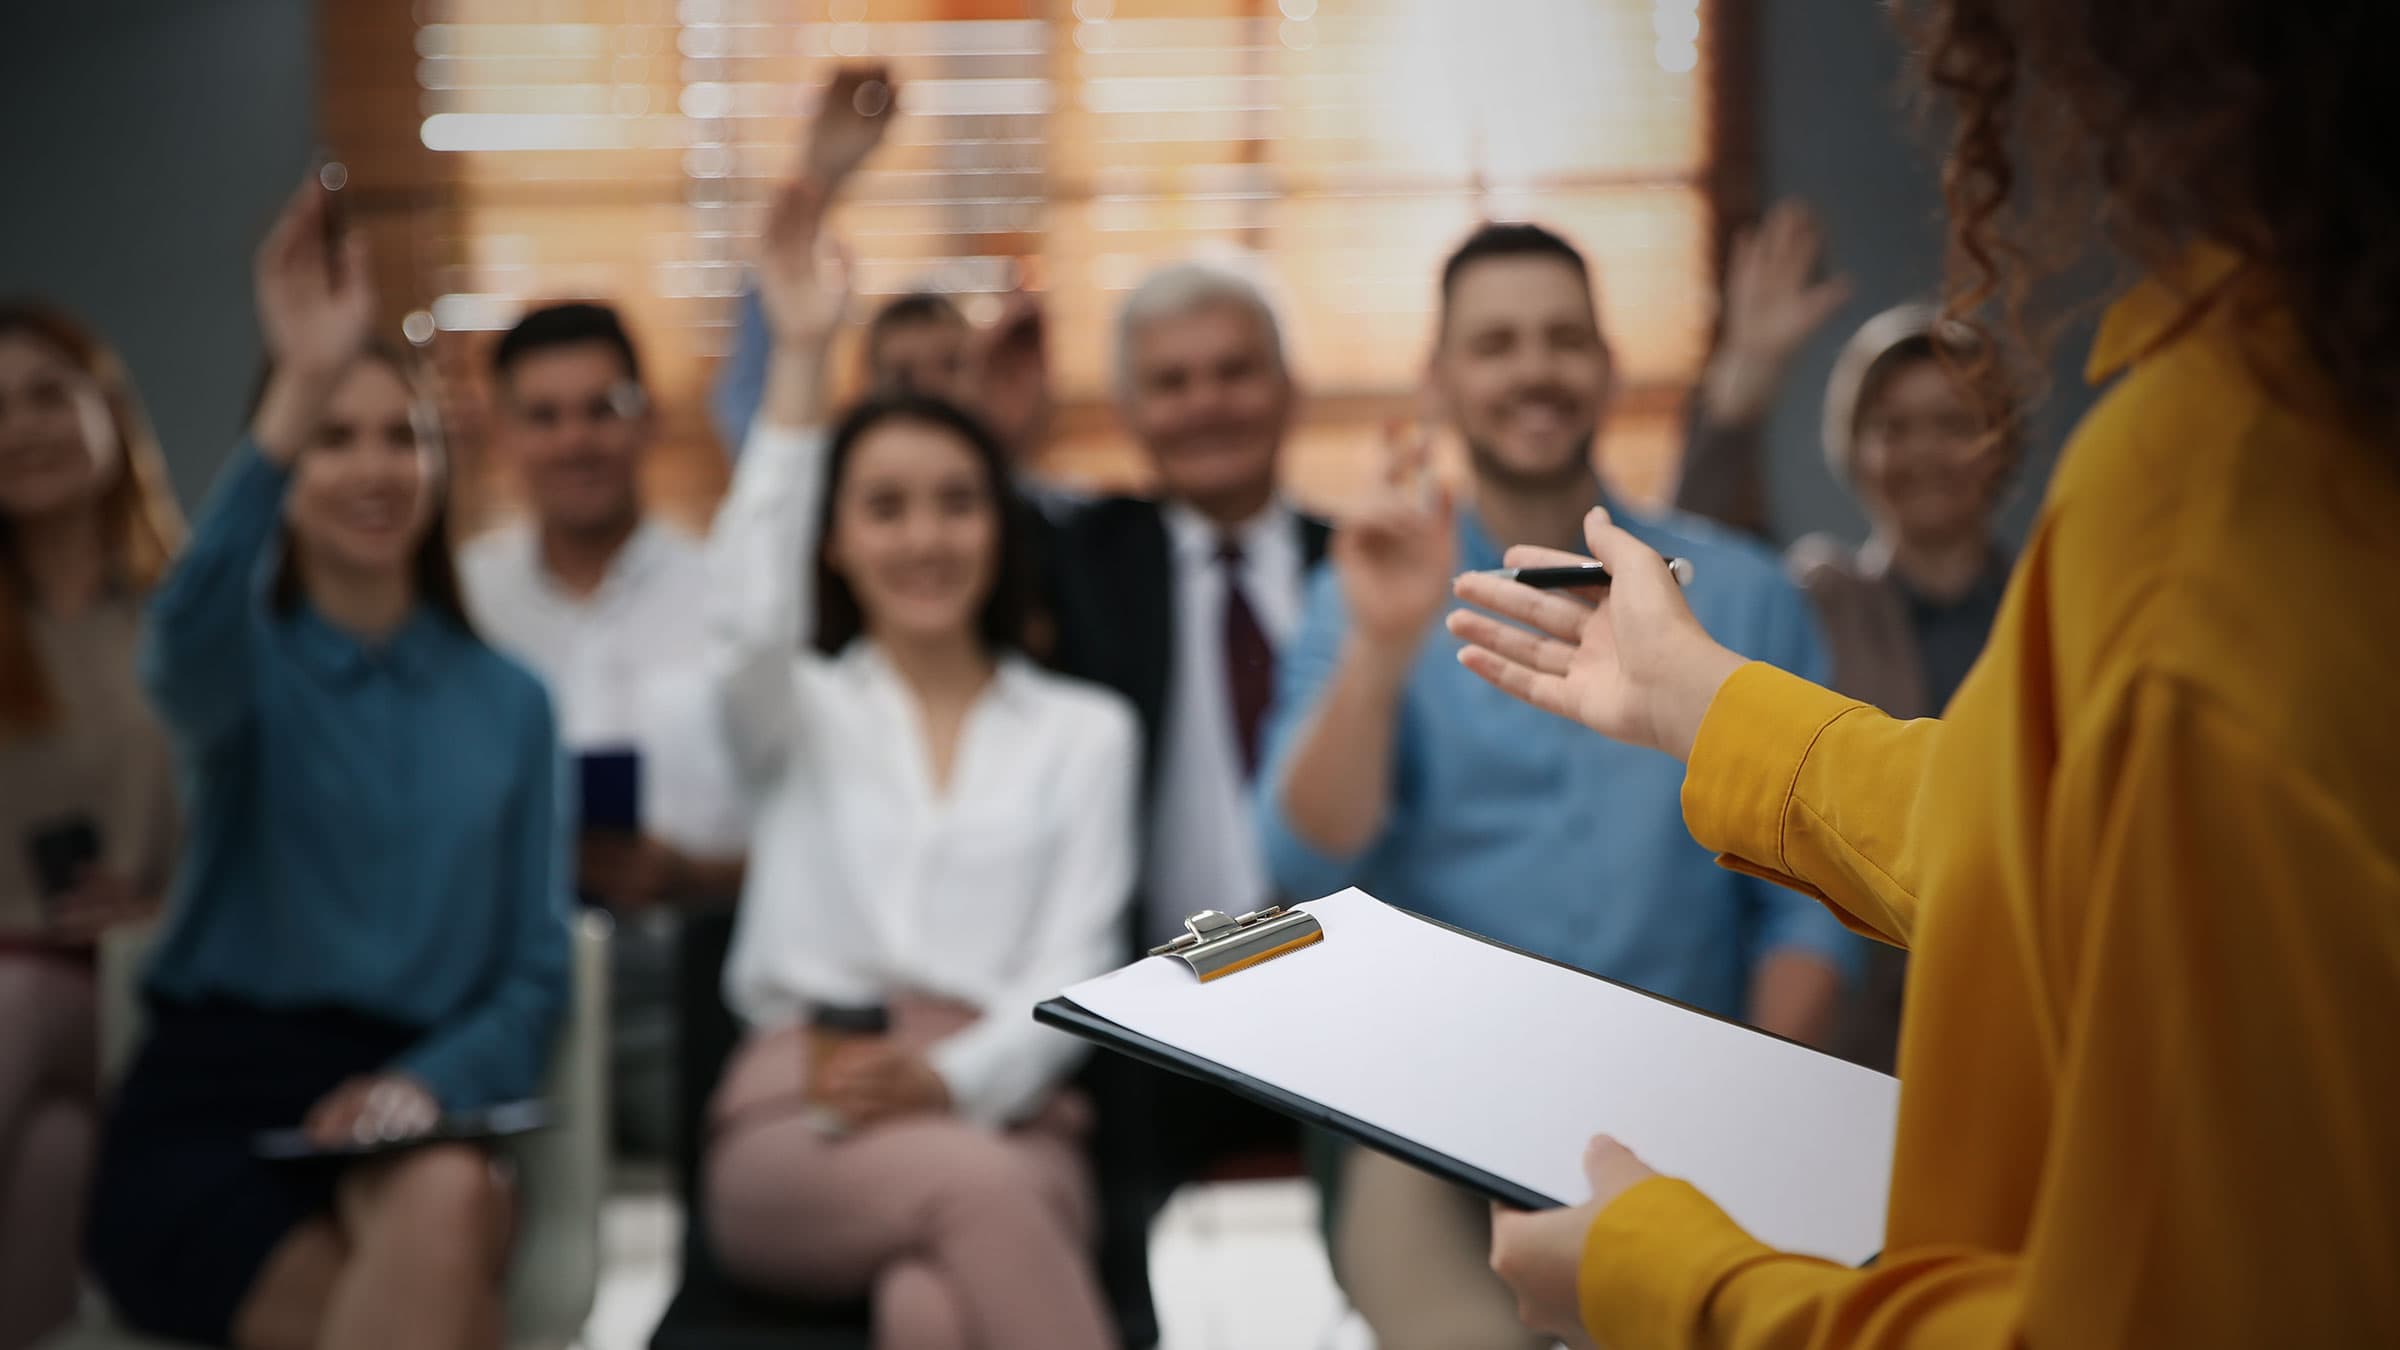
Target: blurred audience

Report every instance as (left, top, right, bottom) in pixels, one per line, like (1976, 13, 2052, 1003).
(859, 290, 969, 397)
(712, 70, 1068, 510)
(1038, 257, 1332, 1344)
(1259, 221, 1853, 1350)
(84, 183, 570, 1349)
(0, 302, 182, 1349)
(1676, 203, 2019, 1069)
(1680, 202, 2015, 718)
(459, 300, 748, 1158)
(696, 167, 1136, 1350)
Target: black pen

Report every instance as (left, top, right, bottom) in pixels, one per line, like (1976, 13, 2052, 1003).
(1484, 559, 1696, 589)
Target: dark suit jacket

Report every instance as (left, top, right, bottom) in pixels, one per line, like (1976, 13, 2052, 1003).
(1037, 494, 1332, 799)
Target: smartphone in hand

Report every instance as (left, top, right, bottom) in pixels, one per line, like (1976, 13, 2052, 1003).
(577, 748, 642, 836)
(25, 815, 101, 919)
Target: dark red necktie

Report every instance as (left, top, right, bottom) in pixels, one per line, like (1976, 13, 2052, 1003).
(1218, 540, 1274, 779)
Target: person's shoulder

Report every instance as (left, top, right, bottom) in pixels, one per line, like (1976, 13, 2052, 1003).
(455, 519, 532, 593)
(1049, 491, 1160, 538)
(446, 625, 556, 726)
(635, 517, 712, 585)
(1011, 660, 1141, 753)
(642, 515, 707, 555)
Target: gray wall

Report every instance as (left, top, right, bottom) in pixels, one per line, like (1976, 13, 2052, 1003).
(0, 0, 317, 505)
(1748, 0, 2087, 547)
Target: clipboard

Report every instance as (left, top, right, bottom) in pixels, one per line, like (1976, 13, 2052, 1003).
(1037, 891, 1899, 1261)
(1038, 988, 1553, 1211)
(252, 1099, 553, 1161)
(1037, 903, 1706, 1210)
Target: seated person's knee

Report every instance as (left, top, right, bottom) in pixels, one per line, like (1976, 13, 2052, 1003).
(921, 1127, 1049, 1214)
(345, 1144, 514, 1265)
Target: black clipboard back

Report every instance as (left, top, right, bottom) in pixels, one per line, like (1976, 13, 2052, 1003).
(1035, 996, 1559, 1212)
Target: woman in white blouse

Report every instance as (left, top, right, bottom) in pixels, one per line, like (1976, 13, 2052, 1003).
(700, 175, 1138, 1348)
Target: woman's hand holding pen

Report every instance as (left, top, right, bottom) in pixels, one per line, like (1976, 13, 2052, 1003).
(1447, 507, 1746, 763)
(250, 174, 378, 464)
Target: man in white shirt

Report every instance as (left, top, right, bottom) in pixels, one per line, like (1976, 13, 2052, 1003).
(1039, 262, 1331, 1347)
(459, 301, 748, 1158)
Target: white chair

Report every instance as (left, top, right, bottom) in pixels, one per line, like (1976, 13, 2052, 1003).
(45, 911, 612, 1350)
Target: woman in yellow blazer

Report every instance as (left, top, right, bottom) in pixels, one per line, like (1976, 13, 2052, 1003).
(1446, 3, 2400, 1346)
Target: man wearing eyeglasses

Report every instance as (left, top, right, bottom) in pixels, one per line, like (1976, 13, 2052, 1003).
(459, 301, 748, 1160)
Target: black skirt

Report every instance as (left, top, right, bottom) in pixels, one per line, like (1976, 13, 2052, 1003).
(86, 998, 427, 1345)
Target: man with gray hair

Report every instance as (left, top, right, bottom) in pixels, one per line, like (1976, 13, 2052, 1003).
(1041, 258, 1331, 1347)
(1050, 258, 1328, 940)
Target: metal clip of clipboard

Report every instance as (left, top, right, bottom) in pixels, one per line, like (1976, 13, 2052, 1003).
(1148, 906, 1324, 982)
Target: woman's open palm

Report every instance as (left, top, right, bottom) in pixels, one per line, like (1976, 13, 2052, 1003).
(1447, 509, 1748, 762)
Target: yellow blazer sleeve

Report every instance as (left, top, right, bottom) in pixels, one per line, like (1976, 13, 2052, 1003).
(1583, 673, 2400, 1349)
(1681, 662, 1942, 947)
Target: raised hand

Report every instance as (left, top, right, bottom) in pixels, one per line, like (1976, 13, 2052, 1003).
(757, 175, 851, 349)
(1332, 421, 1456, 655)
(1703, 200, 1852, 425)
(250, 174, 380, 462)
(254, 175, 376, 380)
(803, 63, 899, 191)
(1446, 507, 1747, 762)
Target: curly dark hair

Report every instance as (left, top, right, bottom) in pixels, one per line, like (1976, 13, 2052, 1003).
(1909, 1, 2400, 435)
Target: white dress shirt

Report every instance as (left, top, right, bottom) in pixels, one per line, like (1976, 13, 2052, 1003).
(459, 518, 750, 858)
(1143, 500, 1306, 945)
(708, 423, 1141, 1128)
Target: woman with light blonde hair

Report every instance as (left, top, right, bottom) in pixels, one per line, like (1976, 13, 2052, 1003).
(0, 300, 184, 1349)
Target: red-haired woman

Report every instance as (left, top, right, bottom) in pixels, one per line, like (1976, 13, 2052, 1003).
(0, 302, 182, 1349)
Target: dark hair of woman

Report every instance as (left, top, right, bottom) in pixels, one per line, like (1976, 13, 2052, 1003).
(1913, 1, 2400, 441)
(251, 340, 477, 638)
(808, 391, 1033, 658)
(0, 301, 185, 736)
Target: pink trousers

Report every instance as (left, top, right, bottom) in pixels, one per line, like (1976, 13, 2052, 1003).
(0, 951, 98, 1350)
(703, 998, 1115, 1350)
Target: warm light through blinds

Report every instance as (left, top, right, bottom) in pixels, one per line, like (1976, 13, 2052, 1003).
(338, 0, 1725, 522)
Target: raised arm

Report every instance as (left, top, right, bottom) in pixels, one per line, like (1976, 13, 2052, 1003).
(1722, 582, 1858, 1043)
(1264, 435, 1454, 875)
(702, 171, 848, 790)
(143, 177, 377, 748)
(1673, 201, 1852, 541)
(709, 64, 895, 455)
(1568, 676, 2400, 1349)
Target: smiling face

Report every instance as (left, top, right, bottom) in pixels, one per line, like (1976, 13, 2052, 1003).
(1119, 298, 1293, 522)
(283, 357, 441, 583)
(1851, 355, 2006, 547)
(0, 331, 119, 526)
(495, 340, 648, 538)
(822, 414, 1002, 647)
(1432, 253, 1615, 494)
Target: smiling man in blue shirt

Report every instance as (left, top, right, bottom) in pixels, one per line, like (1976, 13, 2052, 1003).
(1259, 221, 1855, 1350)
